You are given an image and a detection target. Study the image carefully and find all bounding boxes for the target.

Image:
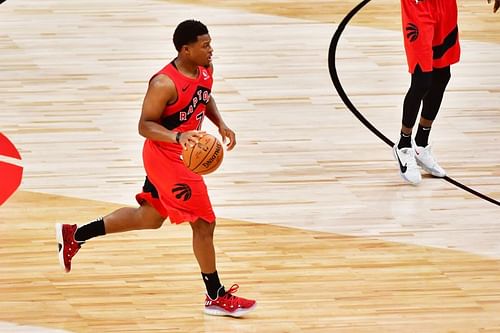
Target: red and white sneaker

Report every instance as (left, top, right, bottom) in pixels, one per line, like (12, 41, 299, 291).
(204, 284, 256, 317)
(55, 223, 81, 273)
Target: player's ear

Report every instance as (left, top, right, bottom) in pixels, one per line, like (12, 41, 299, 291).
(180, 44, 190, 55)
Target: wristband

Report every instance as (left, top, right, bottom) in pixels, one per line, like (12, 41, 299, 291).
(175, 132, 182, 144)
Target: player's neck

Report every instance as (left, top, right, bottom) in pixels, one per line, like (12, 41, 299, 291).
(174, 58, 199, 79)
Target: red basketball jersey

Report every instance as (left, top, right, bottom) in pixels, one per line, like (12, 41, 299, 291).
(153, 61, 213, 137)
(136, 61, 216, 224)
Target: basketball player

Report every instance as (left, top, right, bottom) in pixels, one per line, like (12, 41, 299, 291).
(393, 0, 499, 184)
(55, 20, 256, 317)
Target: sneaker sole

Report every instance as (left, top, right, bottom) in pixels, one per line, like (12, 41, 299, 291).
(400, 171, 421, 185)
(415, 159, 446, 178)
(204, 303, 257, 317)
(55, 223, 69, 273)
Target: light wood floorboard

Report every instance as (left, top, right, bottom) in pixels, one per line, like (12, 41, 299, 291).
(1, 191, 500, 332)
(0, 0, 499, 331)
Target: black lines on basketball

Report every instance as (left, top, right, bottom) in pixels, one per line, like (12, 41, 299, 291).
(191, 138, 216, 172)
(182, 134, 224, 175)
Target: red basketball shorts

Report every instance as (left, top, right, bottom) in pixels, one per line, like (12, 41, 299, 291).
(135, 140, 216, 224)
(401, 0, 460, 73)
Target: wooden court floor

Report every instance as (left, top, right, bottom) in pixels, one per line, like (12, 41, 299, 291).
(1, 191, 500, 333)
(1, 0, 499, 332)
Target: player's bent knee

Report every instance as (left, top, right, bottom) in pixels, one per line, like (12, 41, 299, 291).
(191, 219, 215, 239)
(432, 66, 451, 87)
(145, 218, 164, 229)
(136, 204, 165, 229)
(410, 72, 433, 98)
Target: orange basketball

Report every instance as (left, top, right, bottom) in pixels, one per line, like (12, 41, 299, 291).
(182, 134, 224, 175)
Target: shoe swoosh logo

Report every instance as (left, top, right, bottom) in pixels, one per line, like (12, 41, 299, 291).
(395, 150, 408, 173)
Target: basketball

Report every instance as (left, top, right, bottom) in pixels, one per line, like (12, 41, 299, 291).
(0, 133, 23, 206)
(182, 133, 224, 175)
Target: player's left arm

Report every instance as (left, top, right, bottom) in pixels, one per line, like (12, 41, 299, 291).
(205, 97, 236, 151)
(205, 63, 236, 151)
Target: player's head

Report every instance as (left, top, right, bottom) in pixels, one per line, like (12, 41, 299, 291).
(173, 20, 212, 67)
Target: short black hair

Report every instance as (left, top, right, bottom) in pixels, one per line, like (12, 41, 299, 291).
(173, 20, 209, 52)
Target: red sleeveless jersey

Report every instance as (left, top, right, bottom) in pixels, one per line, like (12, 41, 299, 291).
(137, 61, 216, 224)
(154, 61, 213, 132)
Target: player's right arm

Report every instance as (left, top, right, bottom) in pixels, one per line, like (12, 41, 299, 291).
(138, 74, 204, 147)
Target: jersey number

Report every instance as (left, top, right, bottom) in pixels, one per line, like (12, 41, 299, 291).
(196, 112, 205, 130)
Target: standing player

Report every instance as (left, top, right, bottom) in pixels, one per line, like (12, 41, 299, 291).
(393, 0, 499, 184)
(55, 20, 256, 317)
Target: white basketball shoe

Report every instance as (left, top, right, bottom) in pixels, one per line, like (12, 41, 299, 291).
(414, 143, 446, 177)
(393, 143, 421, 185)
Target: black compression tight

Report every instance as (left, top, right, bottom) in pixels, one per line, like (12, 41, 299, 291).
(421, 66, 451, 122)
(402, 65, 451, 129)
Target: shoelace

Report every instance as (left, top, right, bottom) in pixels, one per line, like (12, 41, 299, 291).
(224, 284, 239, 298)
(219, 284, 242, 306)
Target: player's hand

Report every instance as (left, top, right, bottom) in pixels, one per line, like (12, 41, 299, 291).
(178, 130, 206, 150)
(218, 124, 236, 151)
(488, 0, 500, 12)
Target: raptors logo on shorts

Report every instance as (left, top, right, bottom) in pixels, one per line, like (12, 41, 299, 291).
(401, 0, 460, 73)
(172, 183, 192, 201)
(405, 23, 419, 42)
